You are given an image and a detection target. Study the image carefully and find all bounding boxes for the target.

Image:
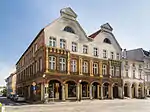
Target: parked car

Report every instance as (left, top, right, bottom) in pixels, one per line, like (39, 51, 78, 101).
(14, 95, 25, 102)
(10, 94, 16, 100)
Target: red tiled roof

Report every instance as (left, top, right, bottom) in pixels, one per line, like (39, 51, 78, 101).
(88, 29, 101, 38)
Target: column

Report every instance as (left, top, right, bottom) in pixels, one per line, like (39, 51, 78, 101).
(90, 60, 93, 76)
(129, 85, 132, 98)
(65, 84, 68, 99)
(142, 86, 145, 98)
(110, 85, 113, 99)
(67, 52, 70, 75)
(45, 47, 49, 73)
(28, 86, 31, 99)
(97, 85, 100, 99)
(77, 83, 80, 100)
(41, 83, 44, 101)
(62, 84, 65, 101)
(101, 86, 103, 99)
(90, 84, 93, 99)
(135, 85, 138, 98)
(99, 61, 103, 78)
(79, 57, 83, 75)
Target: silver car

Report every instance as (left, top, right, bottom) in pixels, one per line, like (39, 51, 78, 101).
(14, 95, 25, 102)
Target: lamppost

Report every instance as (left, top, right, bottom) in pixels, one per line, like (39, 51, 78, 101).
(78, 80, 82, 101)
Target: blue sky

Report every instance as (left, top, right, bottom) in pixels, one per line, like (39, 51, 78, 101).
(1, 0, 150, 86)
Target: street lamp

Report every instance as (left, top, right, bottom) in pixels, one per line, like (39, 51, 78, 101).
(78, 80, 82, 101)
(42, 74, 48, 103)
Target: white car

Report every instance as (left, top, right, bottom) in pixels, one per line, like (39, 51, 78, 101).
(14, 95, 25, 102)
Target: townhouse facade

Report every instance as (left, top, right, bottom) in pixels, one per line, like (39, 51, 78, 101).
(122, 49, 145, 98)
(16, 7, 123, 101)
(5, 72, 16, 96)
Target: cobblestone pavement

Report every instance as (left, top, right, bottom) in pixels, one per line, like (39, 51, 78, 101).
(4, 98, 150, 112)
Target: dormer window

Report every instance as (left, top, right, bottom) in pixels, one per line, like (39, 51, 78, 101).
(103, 38, 111, 44)
(64, 26, 75, 34)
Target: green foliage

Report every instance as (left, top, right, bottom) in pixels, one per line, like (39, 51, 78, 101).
(1, 87, 7, 96)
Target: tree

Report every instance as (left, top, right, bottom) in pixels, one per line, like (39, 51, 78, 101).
(1, 87, 7, 97)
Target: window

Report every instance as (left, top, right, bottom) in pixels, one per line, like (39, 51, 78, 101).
(103, 50, 107, 58)
(93, 47, 98, 56)
(59, 57, 66, 71)
(64, 26, 75, 34)
(71, 60, 77, 72)
(49, 56, 56, 70)
(125, 69, 128, 77)
(116, 67, 120, 76)
(72, 42, 77, 52)
(139, 70, 142, 79)
(147, 63, 149, 68)
(139, 64, 142, 69)
(35, 61, 38, 73)
(83, 61, 88, 73)
(110, 66, 114, 76)
(60, 39, 66, 49)
(93, 63, 98, 74)
(34, 43, 37, 52)
(133, 70, 135, 78)
(83, 45, 88, 54)
(133, 63, 135, 67)
(102, 64, 107, 75)
(49, 37, 56, 47)
(125, 61, 128, 65)
(103, 38, 111, 44)
(116, 53, 120, 60)
(39, 58, 42, 71)
(111, 52, 114, 59)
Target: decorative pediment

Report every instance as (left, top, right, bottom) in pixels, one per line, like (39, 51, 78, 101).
(60, 7, 77, 19)
(101, 23, 113, 31)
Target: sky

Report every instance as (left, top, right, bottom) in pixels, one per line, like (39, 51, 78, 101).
(1, 0, 150, 86)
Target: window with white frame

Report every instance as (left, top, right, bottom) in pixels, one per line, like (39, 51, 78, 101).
(71, 59, 77, 72)
(115, 67, 120, 76)
(125, 61, 128, 65)
(103, 50, 107, 58)
(49, 37, 56, 47)
(111, 52, 114, 59)
(49, 56, 56, 70)
(102, 64, 107, 75)
(93, 63, 98, 74)
(83, 45, 88, 54)
(72, 42, 77, 52)
(125, 69, 128, 77)
(133, 70, 136, 78)
(110, 66, 114, 76)
(83, 61, 88, 73)
(60, 39, 66, 49)
(116, 53, 120, 60)
(59, 57, 66, 71)
(93, 47, 98, 56)
(139, 70, 142, 79)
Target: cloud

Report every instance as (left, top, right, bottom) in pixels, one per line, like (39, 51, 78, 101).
(0, 61, 16, 86)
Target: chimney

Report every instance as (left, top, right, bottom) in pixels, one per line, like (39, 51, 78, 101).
(122, 49, 127, 58)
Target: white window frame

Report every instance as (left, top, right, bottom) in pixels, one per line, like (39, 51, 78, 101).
(103, 50, 107, 58)
(60, 39, 66, 49)
(49, 37, 56, 47)
(71, 60, 77, 72)
(110, 66, 114, 76)
(83, 45, 88, 54)
(133, 70, 135, 78)
(93, 47, 98, 56)
(116, 53, 120, 60)
(111, 52, 114, 59)
(93, 63, 98, 74)
(115, 67, 120, 76)
(125, 69, 128, 77)
(72, 42, 77, 52)
(102, 64, 107, 75)
(49, 56, 56, 70)
(59, 57, 66, 71)
(83, 61, 88, 73)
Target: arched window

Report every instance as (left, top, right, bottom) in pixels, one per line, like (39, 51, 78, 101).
(103, 38, 111, 44)
(64, 26, 75, 34)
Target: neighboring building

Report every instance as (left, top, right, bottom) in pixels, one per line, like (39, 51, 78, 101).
(122, 48, 149, 97)
(5, 72, 16, 96)
(15, 7, 122, 102)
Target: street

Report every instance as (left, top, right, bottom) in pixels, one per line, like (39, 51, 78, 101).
(1, 97, 150, 112)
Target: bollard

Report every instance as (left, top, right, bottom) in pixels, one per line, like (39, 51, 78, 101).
(0, 103, 2, 112)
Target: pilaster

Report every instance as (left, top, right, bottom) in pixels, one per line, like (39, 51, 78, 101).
(90, 60, 93, 76)
(45, 47, 49, 73)
(67, 52, 70, 75)
(99, 61, 103, 77)
(79, 57, 83, 75)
